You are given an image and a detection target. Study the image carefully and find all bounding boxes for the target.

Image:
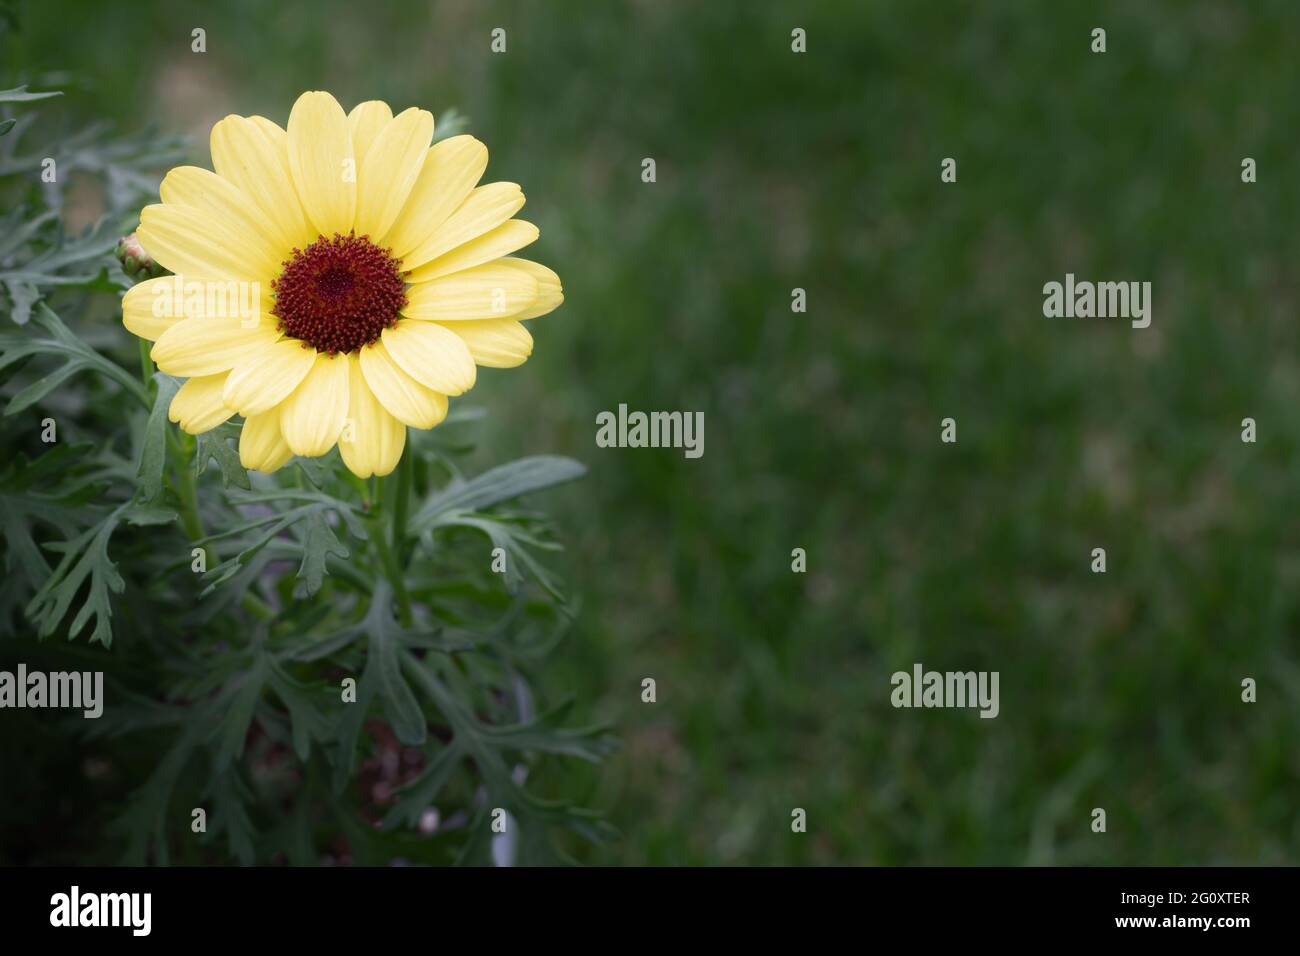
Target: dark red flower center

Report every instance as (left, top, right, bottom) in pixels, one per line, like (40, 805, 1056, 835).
(271, 233, 407, 354)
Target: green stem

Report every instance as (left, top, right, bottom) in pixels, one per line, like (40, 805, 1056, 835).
(240, 593, 276, 620)
(343, 471, 371, 509)
(373, 449, 415, 626)
(392, 444, 412, 559)
(168, 431, 205, 541)
(370, 522, 413, 626)
(137, 338, 154, 388)
(141, 349, 253, 617)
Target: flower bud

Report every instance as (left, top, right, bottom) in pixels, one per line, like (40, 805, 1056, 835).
(116, 232, 168, 283)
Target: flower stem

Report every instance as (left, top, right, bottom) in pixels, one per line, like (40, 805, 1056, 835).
(392, 441, 412, 560)
(240, 593, 276, 620)
(168, 430, 205, 541)
(137, 338, 154, 388)
(376, 449, 415, 626)
(343, 471, 371, 509)
(371, 520, 413, 626)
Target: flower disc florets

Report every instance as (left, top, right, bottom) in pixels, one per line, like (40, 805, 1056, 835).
(271, 232, 407, 354)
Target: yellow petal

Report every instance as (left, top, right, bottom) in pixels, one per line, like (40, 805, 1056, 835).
(137, 204, 273, 284)
(210, 114, 314, 252)
(151, 319, 279, 377)
(278, 352, 350, 457)
(247, 115, 287, 149)
(358, 340, 448, 428)
(287, 91, 356, 237)
(124, 274, 271, 341)
(401, 183, 524, 271)
(443, 319, 534, 368)
(159, 166, 284, 269)
(405, 219, 539, 283)
(125, 273, 272, 333)
(381, 320, 476, 396)
(123, 275, 189, 341)
(505, 259, 564, 320)
(347, 101, 393, 162)
(240, 409, 293, 473)
(402, 260, 538, 321)
(384, 135, 488, 260)
(354, 107, 435, 243)
(221, 338, 318, 416)
(168, 373, 235, 435)
(339, 354, 406, 479)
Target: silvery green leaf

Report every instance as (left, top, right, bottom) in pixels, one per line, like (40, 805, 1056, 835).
(411, 455, 585, 531)
(0, 303, 148, 407)
(0, 85, 62, 103)
(136, 372, 180, 501)
(195, 422, 250, 490)
(295, 509, 350, 597)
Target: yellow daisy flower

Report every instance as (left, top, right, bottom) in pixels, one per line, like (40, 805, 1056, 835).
(122, 90, 563, 479)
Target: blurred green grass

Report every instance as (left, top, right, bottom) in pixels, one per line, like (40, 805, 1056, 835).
(7, 0, 1300, 864)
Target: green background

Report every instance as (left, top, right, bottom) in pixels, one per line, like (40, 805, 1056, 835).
(4, 0, 1299, 864)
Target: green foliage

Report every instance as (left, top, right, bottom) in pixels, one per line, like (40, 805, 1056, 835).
(0, 86, 612, 866)
(0, 84, 185, 324)
(0, 303, 148, 409)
